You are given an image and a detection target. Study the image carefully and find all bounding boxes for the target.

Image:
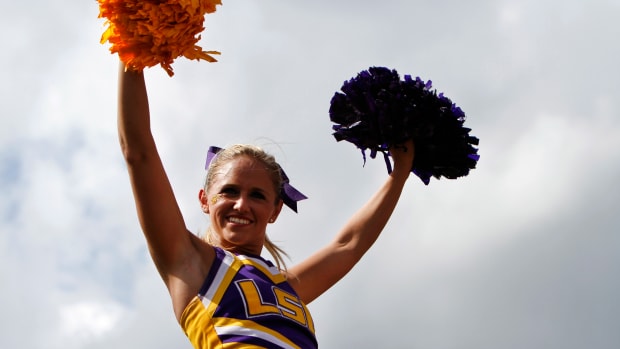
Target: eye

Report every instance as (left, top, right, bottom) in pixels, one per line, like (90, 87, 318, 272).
(220, 187, 240, 198)
(250, 191, 266, 200)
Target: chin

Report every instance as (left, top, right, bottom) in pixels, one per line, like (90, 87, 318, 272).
(222, 231, 262, 248)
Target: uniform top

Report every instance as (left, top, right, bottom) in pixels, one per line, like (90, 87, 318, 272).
(181, 247, 318, 349)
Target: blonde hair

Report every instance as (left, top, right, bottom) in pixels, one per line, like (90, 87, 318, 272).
(204, 144, 289, 270)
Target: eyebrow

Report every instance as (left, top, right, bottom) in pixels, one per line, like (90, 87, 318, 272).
(220, 184, 270, 195)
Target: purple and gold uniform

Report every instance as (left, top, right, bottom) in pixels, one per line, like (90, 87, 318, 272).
(181, 247, 318, 349)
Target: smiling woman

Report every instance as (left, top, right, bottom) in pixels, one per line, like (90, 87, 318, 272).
(111, 0, 417, 346)
(200, 151, 285, 262)
(200, 144, 306, 271)
(117, 64, 414, 348)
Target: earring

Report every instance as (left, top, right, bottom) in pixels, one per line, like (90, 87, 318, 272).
(269, 218, 275, 223)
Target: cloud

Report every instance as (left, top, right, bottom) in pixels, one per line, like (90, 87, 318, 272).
(59, 301, 126, 342)
(1, 0, 619, 348)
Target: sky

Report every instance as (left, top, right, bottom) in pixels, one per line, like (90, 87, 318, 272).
(1, 0, 619, 348)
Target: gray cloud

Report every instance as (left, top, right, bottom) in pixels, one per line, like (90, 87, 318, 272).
(1, 0, 618, 348)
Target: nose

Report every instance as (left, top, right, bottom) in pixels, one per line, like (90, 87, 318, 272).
(232, 194, 250, 212)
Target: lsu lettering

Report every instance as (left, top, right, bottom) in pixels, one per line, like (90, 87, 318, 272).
(236, 279, 313, 329)
(181, 247, 318, 349)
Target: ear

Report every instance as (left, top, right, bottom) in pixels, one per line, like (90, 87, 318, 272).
(198, 189, 210, 214)
(269, 199, 284, 224)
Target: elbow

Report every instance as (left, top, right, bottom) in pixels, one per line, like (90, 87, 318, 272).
(333, 225, 380, 261)
(118, 136, 156, 167)
(118, 136, 131, 161)
(332, 234, 365, 261)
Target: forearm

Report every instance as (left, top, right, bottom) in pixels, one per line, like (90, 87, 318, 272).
(334, 166, 410, 257)
(117, 63, 155, 160)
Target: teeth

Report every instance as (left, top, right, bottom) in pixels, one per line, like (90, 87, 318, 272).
(229, 217, 251, 224)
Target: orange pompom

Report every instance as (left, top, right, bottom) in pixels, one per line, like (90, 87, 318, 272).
(98, 0, 222, 76)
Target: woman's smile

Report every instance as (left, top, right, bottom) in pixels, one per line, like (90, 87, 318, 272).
(228, 216, 252, 225)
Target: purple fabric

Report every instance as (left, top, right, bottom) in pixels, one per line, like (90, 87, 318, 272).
(329, 66, 480, 185)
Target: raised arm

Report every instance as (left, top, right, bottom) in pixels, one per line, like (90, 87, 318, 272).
(288, 140, 415, 304)
(117, 64, 213, 314)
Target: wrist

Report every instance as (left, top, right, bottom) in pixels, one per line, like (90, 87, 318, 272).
(389, 165, 411, 182)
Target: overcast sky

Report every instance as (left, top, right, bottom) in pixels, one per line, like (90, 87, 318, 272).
(1, 1, 619, 348)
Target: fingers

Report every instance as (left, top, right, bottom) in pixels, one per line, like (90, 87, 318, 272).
(390, 139, 415, 159)
(389, 139, 415, 174)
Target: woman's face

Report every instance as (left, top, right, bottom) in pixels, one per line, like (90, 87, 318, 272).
(202, 155, 283, 254)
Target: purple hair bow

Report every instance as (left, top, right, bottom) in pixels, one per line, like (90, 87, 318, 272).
(205, 146, 307, 213)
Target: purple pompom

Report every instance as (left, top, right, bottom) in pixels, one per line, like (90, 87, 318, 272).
(329, 66, 479, 184)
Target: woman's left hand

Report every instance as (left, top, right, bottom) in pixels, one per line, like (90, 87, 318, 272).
(389, 139, 415, 179)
